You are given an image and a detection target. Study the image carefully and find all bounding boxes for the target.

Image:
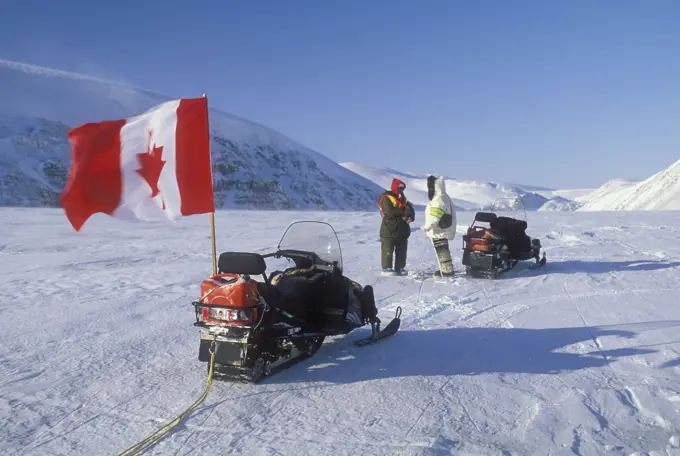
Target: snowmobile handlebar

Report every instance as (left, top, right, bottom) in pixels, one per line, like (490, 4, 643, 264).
(263, 249, 340, 269)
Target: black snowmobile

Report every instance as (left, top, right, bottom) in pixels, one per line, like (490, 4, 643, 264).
(191, 221, 402, 383)
(461, 198, 546, 278)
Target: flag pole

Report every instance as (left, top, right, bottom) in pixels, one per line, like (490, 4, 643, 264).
(210, 214, 217, 277)
(202, 93, 218, 277)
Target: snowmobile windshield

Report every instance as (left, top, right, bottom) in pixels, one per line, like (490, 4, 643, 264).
(277, 221, 343, 272)
(491, 197, 527, 220)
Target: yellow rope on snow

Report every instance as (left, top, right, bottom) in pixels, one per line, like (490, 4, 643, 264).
(116, 338, 218, 456)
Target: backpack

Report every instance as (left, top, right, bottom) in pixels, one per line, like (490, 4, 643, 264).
(437, 199, 453, 229)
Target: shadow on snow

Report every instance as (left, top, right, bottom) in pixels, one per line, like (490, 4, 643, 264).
(501, 259, 680, 278)
(263, 320, 680, 385)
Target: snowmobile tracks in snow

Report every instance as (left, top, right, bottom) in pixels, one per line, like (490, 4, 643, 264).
(408, 269, 460, 281)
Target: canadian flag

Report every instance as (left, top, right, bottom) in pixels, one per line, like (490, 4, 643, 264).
(61, 97, 215, 231)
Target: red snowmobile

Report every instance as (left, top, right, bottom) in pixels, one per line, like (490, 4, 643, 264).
(462, 198, 546, 278)
(191, 221, 402, 382)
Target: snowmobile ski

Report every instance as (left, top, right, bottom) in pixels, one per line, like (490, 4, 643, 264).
(528, 253, 547, 270)
(354, 306, 402, 347)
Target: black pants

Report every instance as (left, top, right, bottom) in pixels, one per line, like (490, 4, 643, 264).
(432, 238, 454, 275)
(381, 238, 408, 270)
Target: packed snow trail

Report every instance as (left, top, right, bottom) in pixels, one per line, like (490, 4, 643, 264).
(2, 209, 680, 455)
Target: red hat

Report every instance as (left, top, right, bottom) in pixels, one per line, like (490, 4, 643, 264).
(391, 178, 406, 194)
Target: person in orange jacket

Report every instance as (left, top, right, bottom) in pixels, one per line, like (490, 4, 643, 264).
(377, 178, 415, 276)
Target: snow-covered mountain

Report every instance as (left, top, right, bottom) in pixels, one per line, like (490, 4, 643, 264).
(536, 196, 582, 212)
(0, 59, 384, 210)
(578, 160, 680, 211)
(339, 162, 580, 211)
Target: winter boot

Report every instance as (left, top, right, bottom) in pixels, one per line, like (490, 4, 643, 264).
(433, 239, 454, 276)
(433, 270, 454, 279)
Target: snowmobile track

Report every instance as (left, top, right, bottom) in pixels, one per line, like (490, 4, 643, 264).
(563, 282, 607, 361)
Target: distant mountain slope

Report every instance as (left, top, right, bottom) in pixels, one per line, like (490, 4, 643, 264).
(0, 115, 71, 206)
(537, 196, 582, 212)
(340, 162, 556, 211)
(0, 59, 383, 210)
(539, 188, 597, 202)
(578, 160, 680, 211)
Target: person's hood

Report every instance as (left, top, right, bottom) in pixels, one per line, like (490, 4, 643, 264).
(427, 175, 446, 199)
(391, 178, 406, 195)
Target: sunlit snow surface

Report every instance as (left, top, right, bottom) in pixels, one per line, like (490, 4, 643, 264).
(2, 208, 680, 455)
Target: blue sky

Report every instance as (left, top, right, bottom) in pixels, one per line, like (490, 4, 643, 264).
(2, 0, 679, 189)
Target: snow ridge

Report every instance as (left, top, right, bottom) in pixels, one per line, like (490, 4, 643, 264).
(578, 160, 680, 211)
(341, 162, 569, 211)
(343, 158, 680, 213)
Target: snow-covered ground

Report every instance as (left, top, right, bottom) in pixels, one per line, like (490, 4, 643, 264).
(2, 208, 680, 455)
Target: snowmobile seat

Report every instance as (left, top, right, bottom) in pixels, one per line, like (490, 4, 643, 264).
(218, 252, 267, 276)
(474, 212, 497, 223)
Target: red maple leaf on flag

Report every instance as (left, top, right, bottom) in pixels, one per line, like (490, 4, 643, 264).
(136, 130, 166, 198)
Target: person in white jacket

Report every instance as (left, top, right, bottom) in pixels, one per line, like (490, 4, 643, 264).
(422, 175, 456, 278)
